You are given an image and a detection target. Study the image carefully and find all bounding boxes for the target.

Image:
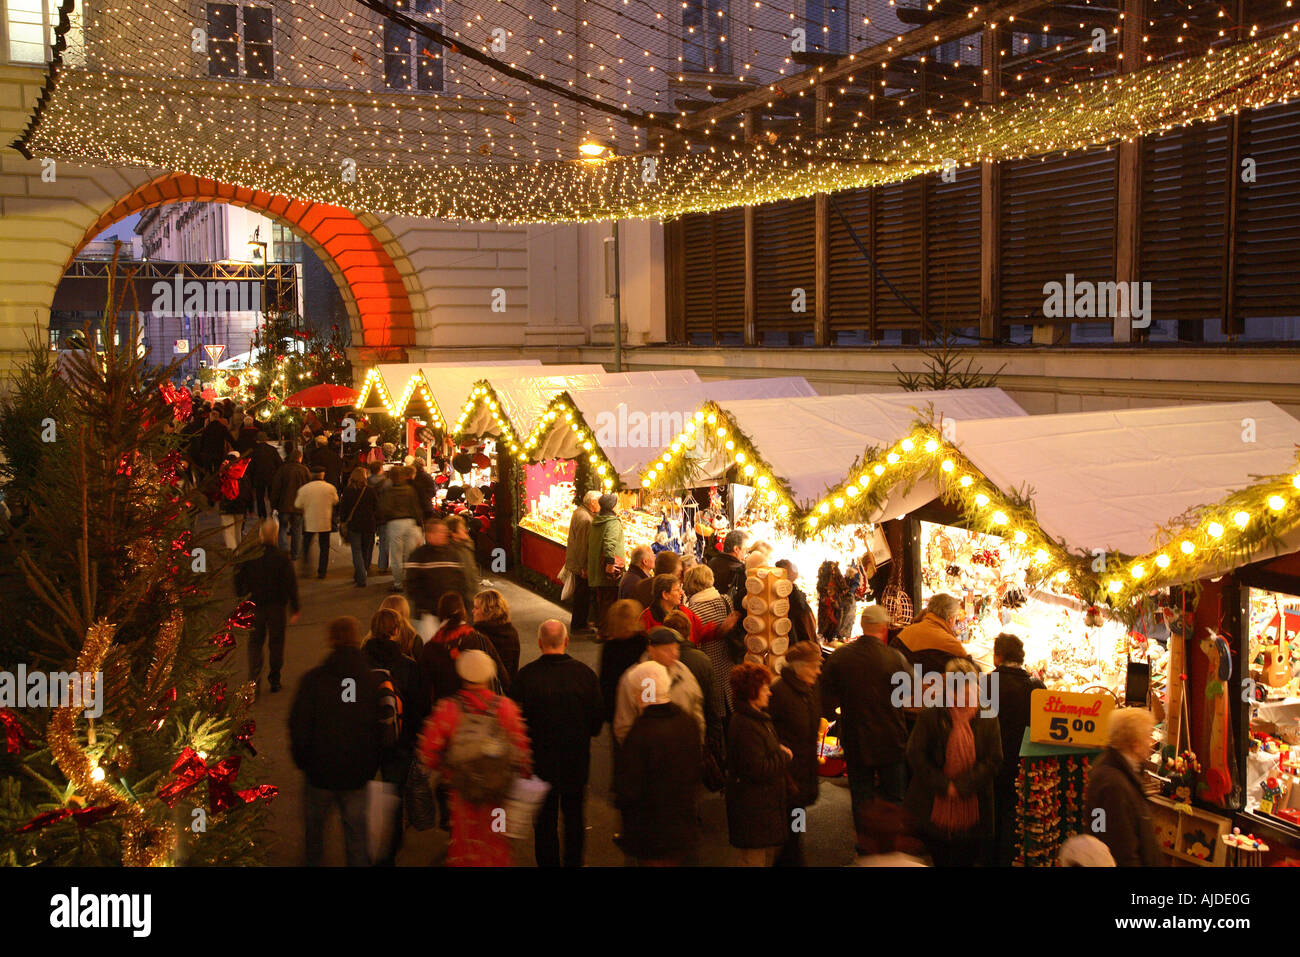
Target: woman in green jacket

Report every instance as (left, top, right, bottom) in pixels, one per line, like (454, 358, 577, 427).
(586, 493, 626, 628)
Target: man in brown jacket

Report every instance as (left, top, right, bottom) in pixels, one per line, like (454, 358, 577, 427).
(898, 593, 969, 661)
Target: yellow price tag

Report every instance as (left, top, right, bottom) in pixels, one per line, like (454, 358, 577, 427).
(1028, 690, 1114, 749)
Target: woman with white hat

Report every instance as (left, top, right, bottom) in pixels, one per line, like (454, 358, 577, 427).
(417, 649, 532, 867)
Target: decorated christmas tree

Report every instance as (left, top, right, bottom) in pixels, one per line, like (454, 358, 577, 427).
(0, 313, 275, 866)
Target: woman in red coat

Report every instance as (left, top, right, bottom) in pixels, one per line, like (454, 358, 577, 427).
(417, 649, 531, 867)
(638, 574, 739, 647)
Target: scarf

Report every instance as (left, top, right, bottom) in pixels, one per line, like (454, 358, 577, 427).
(930, 706, 979, 833)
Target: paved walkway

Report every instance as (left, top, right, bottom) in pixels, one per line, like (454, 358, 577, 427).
(211, 522, 857, 866)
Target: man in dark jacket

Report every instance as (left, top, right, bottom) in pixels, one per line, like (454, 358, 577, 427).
(618, 545, 654, 603)
(707, 529, 748, 601)
(820, 605, 911, 844)
(269, 449, 311, 559)
(308, 434, 344, 490)
(406, 518, 474, 618)
(247, 431, 283, 519)
(234, 519, 300, 694)
(366, 461, 393, 574)
(289, 616, 382, 866)
(615, 660, 702, 865)
(198, 409, 231, 474)
(510, 620, 604, 867)
(991, 632, 1046, 866)
(363, 607, 421, 865)
(411, 460, 438, 519)
(1084, 707, 1162, 866)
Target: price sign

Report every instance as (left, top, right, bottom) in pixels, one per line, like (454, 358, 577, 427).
(1029, 689, 1114, 749)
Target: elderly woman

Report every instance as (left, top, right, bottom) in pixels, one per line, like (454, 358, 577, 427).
(904, 657, 1002, 866)
(1083, 707, 1161, 866)
(725, 662, 793, 866)
(683, 563, 737, 713)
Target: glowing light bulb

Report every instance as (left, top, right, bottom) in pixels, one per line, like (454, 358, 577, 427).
(846, 484, 859, 497)
(886, 452, 900, 464)
(1155, 554, 1170, 569)
(1207, 521, 1224, 538)
(901, 438, 914, 452)
(1269, 495, 1286, 511)
(975, 494, 990, 508)
(959, 475, 973, 487)
(1233, 511, 1249, 528)
(941, 459, 954, 472)
(1108, 580, 1122, 594)
(1033, 548, 1049, 564)
(1180, 540, 1195, 555)
(818, 502, 830, 515)
(91, 766, 106, 782)
(925, 439, 939, 453)
(1131, 564, 1145, 579)
(873, 465, 885, 477)
(991, 511, 1008, 525)
(1013, 530, 1027, 544)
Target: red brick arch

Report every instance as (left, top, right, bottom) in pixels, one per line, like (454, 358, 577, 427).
(74, 173, 415, 359)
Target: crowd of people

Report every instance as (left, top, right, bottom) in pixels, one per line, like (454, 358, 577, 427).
(277, 505, 1161, 868)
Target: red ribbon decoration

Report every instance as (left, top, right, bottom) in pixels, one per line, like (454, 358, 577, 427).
(1, 709, 35, 755)
(157, 747, 277, 813)
(17, 805, 116, 832)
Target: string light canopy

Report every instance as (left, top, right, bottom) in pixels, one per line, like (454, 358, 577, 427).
(453, 381, 528, 462)
(354, 366, 443, 425)
(520, 392, 623, 491)
(14, 0, 1300, 222)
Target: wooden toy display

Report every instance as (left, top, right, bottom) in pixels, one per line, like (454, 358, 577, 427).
(1017, 750, 1090, 867)
(743, 565, 794, 674)
(1148, 795, 1231, 866)
(1222, 827, 1269, 866)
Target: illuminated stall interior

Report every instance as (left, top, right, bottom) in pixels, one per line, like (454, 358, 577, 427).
(509, 377, 812, 583)
(640, 389, 1026, 636)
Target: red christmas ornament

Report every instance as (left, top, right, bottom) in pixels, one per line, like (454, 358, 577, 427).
(226, 376, 240, 389)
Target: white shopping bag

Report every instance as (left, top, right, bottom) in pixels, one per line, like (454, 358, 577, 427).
(559, 566, 575, 602)
(366, 779, 401, 863)
(503, 775, 552, 840)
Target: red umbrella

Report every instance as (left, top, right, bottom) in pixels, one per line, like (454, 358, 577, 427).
(283, 384, 358, 408)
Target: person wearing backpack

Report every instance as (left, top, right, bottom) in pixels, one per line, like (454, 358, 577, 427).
(417, 649, 532, 867)
(365, 607, 421, 866)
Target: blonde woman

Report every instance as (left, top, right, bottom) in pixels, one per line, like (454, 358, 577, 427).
(684, 563, 736, 713)
(379, 593, 422, 658)
(472, 589, 521, 685)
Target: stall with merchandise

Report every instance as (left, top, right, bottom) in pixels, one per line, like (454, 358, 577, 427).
(638, 389, 1026, 638)
(512, 377, 815, 584)
(447, 369, 703, 580)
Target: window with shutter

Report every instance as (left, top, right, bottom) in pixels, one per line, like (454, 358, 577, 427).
(926, 170, 980, 327)
(1235, 101, 1300, 323)
(828, 187, 872, 340)
(1000, 150, 1116, 327)
(754, 198, 816, 343)
(681, 209, 745, 344)
(1140, 121, 1228, 325)
(872, 179, 924, 331)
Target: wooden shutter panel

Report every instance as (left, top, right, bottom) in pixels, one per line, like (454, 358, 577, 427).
(828, 187, 872, 337)
(1235, 101, 1300, 320)
(754, 197, 816, 340)
(872, 179, 924, 330)
(680, 208, 745, 343)
(926, 170, 981, 325)
(1000, 150, 1117, 324)
(1140, 121, 1228, 323)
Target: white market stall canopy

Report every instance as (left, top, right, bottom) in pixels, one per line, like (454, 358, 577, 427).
(646, 388, 1026, 508)
(527, 377, 818, 485)
(457, 369, 703, 443)
(358, 364, 603, 425)
(949, 400, 1300, 559)
(355, 360, 541, 413)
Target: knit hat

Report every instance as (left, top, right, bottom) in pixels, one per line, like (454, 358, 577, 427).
(598, 493, 619, 513)
(625, 660, 671, 705)
(455, 649, 496, 685)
